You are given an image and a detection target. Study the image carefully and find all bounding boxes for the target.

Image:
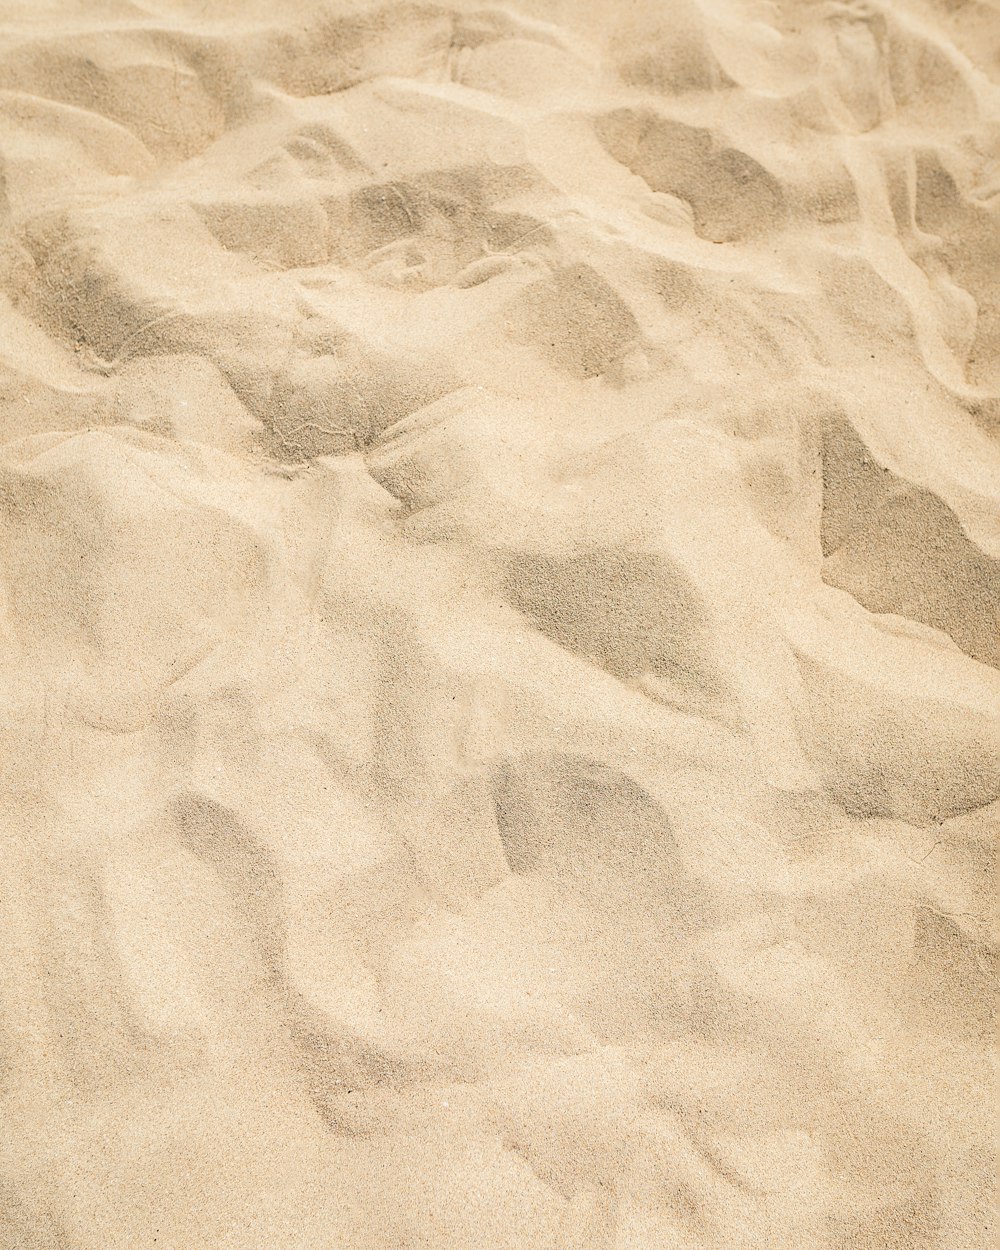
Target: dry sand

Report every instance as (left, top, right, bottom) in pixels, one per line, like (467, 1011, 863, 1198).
(0, 0, 998, 1246)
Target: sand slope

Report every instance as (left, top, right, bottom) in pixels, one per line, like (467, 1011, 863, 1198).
(0, 1, 997, 1247)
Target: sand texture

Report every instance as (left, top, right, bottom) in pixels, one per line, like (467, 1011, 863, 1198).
(0, 0, 998, 1246)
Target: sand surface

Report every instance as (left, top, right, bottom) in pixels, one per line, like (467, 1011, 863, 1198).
(0, 0, 998, 1246)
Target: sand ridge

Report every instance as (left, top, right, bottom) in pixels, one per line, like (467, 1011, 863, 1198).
(0, 1, 997, 1247)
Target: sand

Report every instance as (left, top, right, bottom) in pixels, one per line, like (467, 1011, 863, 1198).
(0, 0, 997, 1246)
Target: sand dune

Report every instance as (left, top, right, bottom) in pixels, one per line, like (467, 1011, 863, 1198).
(0, 1, 997, 1247)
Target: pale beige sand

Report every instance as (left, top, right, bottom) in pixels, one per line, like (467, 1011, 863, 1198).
(0, 0, 998, 1246)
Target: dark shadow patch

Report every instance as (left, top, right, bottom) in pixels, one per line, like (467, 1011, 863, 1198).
(594, 108, 786, 243)
(503, 263, 640, 378)
(500, 543, 731, 714)
(904, 907, 997, 1044)
(820, 415, 1000, 668)
(171, 791, 285, 985)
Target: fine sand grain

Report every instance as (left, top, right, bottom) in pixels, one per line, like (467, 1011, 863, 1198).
(0, 1, 997, 1247)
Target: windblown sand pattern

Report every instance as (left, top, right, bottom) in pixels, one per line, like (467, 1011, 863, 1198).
(0, 1, 997, 1247)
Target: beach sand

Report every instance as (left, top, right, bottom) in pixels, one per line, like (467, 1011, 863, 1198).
(0, 0, 997, 1246)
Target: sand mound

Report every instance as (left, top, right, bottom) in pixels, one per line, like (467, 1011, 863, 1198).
(0, 1, 997, 1247)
